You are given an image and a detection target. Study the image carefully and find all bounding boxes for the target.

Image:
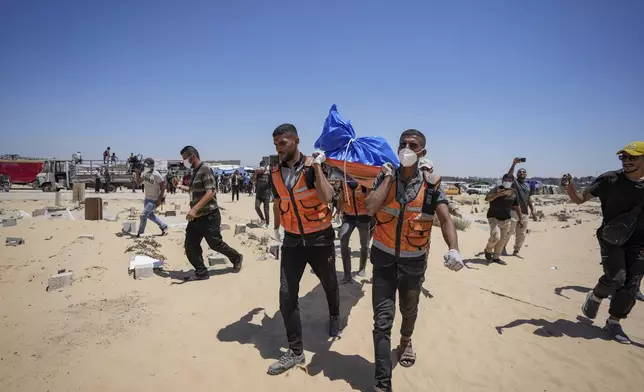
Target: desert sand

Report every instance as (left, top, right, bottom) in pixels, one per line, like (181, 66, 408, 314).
(1, 189, 643, 392)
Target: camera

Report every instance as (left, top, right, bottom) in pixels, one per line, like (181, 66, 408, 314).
(560, 173, 573, 186)
(519, 158, 527, 162)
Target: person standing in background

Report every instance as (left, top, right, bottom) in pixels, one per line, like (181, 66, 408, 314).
(103, 147, 110, 164)
(254, 161, 272, 228)
(94, 168, 102, 193)
(231, 170, 241, 202)
(338, 179, 371, 282)
(483, 173, 523, 265)
(134, 158, 168, 237)
(507, 158, 535, 256)
(111, 152, 118, 164)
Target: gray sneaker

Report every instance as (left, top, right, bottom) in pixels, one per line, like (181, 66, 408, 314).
(581, 291, 601, 319)
(603, 321, 631, 344)
(267, 350, 305, 375)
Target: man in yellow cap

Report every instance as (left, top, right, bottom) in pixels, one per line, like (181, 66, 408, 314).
(563, 141, 644, 344)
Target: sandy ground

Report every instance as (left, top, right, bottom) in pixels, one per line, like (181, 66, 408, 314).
(0, 189, 643, 392)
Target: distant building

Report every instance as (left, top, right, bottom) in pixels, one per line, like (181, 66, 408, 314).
(204, 160, 241, 166)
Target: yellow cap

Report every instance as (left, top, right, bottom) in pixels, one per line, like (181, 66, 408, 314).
(617, 141, 644, 156)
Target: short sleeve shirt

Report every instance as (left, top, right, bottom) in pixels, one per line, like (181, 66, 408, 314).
(486, 186, 519, 221)
(190, 164, 218, 217)
(512, 180, 531, 214)
(141, 170, 164, 200)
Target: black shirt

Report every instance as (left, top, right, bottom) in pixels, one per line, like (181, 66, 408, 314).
(269, 154, 335, 247)
(486, 186, 519, 221)
(512, 179, 531, 214)
(588, 170, 644, 244)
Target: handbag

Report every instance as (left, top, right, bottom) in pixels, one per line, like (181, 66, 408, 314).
(600, 199, 644, 246)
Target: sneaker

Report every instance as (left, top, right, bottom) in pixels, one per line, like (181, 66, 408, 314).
(357, 269, 366, 277)
(329, 315, 341, 337)
(484, 251, 492, 260)
(342, 274, 352, 283)
(636, 291, 644, 302)
(184, 273, 210, 282)
(501, 247, 509, 256)
(160, 227, 168, 236)
(581, 291, 601, 319)
(267, 350, 305, 375)
(512, 250, 519, 256)
(491, 258, 507, 265)
(603, 320, 631, 344)
(232, 255, 243, 273)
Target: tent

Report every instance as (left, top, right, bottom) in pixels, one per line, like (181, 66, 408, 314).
(314, 104, 399, 188)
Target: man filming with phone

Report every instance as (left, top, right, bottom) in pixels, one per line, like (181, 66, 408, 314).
(507, 157, 535, 256)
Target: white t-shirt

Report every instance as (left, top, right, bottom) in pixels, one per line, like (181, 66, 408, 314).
(141, 170, 164, 200)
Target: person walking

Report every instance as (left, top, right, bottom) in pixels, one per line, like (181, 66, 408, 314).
(507, 158, 536, 256)
(134, 158, 168, 237)
(365, 129, 464, 392)
(338, 179, 371, 282)
(231, 170, 241, 202)
(180, 146, 243, 280)
(564, 141, 644, 344)
(266, 123, 340, 376)
(483, 173, 523, 265)
(254, 161, 272, 228)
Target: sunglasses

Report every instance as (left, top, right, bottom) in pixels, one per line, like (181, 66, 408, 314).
(518, 171, 526, 174)
(619, 155, 640, 162)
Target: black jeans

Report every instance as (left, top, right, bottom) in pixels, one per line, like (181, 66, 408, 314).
(94, 179, 101, 192)
(184, 210, 241, 276)
(339, 214, 371, 276)
(232, 186, 240, 201)
(371, 246, 427, 391)
(593, 237, 644, 319)
(255, 194, 270, 225)
(279, 244, 340, 355)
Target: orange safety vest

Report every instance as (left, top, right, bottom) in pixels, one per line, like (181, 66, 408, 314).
(372, 174, 441, 258)
(271, 157, 332, 235)
(342, 183, 368, 216)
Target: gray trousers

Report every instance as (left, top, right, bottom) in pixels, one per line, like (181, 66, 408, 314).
(339, 214, 371, 276)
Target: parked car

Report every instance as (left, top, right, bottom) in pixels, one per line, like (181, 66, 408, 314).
(466, 184, 492, 195)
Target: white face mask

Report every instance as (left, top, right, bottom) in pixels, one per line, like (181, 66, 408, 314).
(398, 148, 425, 167)
(183, 158, 192, 168)
(502, 181, 512, 189)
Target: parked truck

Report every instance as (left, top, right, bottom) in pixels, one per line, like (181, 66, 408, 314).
(35, 159, 136, 192)
(0, 156, 45, 186)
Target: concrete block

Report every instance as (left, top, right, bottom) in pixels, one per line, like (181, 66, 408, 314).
(220, 223, 230, 231)
(5, 237, 24, 246)
(32, 208, 46, 217)
(2, 218, 17, 227)
(269, 244, 280, 259)
(122, 221, 137, 234)
(234, 224, 246, 235)
(208, 256, 227, 266)
(47, 271, 73, 291)
(165, 211, 176, 217)
(134, 264, 154, 280)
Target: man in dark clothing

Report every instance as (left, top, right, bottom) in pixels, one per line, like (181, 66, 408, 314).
(231, 170, 242, 202)
(180, 146, 243, 281)
(338, 179, 371, 282)
(507, 158, 535, 256)
(254, 161, 272, 228)
(484, 173, 523, 265)
(565, 141, 644, 344)
(266, 123, 340, 376)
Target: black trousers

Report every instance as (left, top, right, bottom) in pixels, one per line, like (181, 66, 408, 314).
(232, 186, 240, 201)
(279, 244, 340, 355)
(184, 210, 241, 276)
(371, 246, 427, 391)
(94, 179, 101, 192)
(339, 214, 371, 275)
(593, 237, 644, 319)
(255, 194, 270, 225)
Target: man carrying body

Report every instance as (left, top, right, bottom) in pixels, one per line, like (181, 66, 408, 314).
(507, 158, 535, 256)
(254, 160, 272, 228)
(180, 146, 243, 280)
(483, 173, 523, 265)
(366, 129, 464, 392)
(134, 158, 168, 237)
(338, 179, 371, 282)
(266, 123, 341, 375)
(565, 141, 644, 344)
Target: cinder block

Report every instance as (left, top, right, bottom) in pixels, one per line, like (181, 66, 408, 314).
(208, 257, 227, 266)
(165, 211, 176, 217)
(5, 237, 24, 246)
(32, 208, 46, 217)
(2, 218, 17, 227)
(269, 244, 280, 259)
(234, 224, 246, 235)
(122, 221, 136, 234)
(47, 271, 73, 291)
(220, 223, 230, 231)
(134, 264, 154, 280)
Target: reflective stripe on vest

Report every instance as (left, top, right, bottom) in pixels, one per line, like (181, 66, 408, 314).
(372, 177, 440, 258)
(271, 160, 332, 235)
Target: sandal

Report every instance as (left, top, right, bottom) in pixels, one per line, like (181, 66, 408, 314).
(398, 340, 416, 368)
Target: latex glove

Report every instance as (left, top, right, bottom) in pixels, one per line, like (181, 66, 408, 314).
(419, 157, 433, 172)
(443, 249, 464, 271)
(272, 229, 282, 242)
(381, 162, 394, 178)
(312, 150, 326, 166)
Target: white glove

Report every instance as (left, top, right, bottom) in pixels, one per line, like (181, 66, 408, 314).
(381, 162, 394, 178)
(419, 157, 433, 171)
(443, 249, 464, 271)
(272, 229, 282, 242)
(312, 150, 326, 165)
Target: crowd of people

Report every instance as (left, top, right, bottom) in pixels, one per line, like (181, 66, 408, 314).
(128, 131, 643, 392)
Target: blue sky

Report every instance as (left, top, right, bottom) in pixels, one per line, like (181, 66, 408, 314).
(1, 0, 642, 177)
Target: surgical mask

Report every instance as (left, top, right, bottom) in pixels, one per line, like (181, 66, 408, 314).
(398, 148, 425, 167)
(502, 181, 512, 189)
(183, 158, 192, 168)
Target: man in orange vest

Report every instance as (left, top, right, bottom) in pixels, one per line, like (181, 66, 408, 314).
(267, 123, 341, 376)
(338, 179, 371, 282)
(366, 129, 464, 392)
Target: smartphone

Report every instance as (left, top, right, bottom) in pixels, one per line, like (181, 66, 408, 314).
(520, 158, 527, 162)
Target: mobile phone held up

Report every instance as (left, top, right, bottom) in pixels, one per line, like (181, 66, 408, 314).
(519, 158, 526, 162)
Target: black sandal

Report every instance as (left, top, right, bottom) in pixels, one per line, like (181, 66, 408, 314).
(398, 341, 417, 368)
